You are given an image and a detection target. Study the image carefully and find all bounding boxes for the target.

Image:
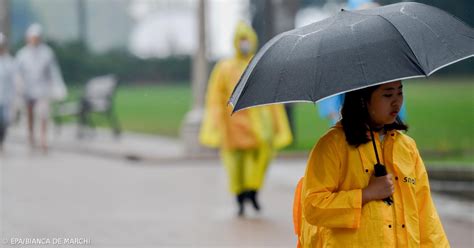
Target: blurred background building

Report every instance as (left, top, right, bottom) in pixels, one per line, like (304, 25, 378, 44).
(8, 0, 251, 58)
(2, 0, 472, 85)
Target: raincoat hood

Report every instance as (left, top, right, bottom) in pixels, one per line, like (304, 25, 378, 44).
(233, 21, 258, 60)
(199, 21, 291, 150)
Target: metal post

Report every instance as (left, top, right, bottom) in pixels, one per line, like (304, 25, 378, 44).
(192, 0, 207, 110)
(261, 0, 299, 141)
(275, 0, 299, 140)
(0, 0, 10, 40)
(180, 0, 215, 158)
(77, 0, 87, 45)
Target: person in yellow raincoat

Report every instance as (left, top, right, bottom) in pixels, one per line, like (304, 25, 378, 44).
(298, 81, 449, 247)
(200, 21, 292, 216)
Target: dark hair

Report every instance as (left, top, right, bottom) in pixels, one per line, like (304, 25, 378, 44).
(341, 85, 408, 147)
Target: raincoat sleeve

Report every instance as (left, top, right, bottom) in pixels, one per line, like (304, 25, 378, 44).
(14, 51, 26, 84)
(413, 144, 450, 247)
(49, 54, 67, 102)
(3, 57, 16, 106)
(270, 104, 293, 149)
(199, 62, 226, 147)
(302, 134, 362, 228)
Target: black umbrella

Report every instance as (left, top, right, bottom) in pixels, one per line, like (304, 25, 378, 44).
(229, 2, 474, 112)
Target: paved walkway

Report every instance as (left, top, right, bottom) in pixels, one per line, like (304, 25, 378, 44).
(5, 122, 184, 161)
(1, 124, 473, 247)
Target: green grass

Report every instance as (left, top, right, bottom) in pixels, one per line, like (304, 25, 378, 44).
(406, 78, 473, 147)
(292, 77, 474, 162)
(80, 77, 473, 162)
(406, 78, 473, 163)
(114, 85, 191, 136)
(67, 84, 191, 136)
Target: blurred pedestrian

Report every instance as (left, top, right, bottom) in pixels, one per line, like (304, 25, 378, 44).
(299, 81, 448, 247)
(200, 22, 293, 216)
(0, 33, 16, 152)
(16, 23, 67, 153)
(317, 94, 344, 126)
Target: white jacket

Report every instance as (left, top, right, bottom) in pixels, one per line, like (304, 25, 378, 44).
(16, 43, 65, 101)
(0, 53, 16, 123)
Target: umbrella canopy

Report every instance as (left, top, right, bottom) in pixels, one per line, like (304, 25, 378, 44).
(229, 2, 474, 112)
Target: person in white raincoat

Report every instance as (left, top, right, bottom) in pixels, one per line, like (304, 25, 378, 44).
(16, 23, 67, 152)
(0, 33, 16, 151)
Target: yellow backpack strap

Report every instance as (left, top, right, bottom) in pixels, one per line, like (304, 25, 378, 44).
(293, 177, 304, 245)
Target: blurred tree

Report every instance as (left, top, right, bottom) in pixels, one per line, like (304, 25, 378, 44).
(48, 41, 191, 86)
(251, 0, 300, 139)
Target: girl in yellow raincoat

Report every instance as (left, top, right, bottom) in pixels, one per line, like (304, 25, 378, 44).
(200, 22, 292, 216)
(299, 81, 449, 247)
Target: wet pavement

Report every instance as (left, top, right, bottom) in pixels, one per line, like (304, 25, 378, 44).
(1, 141, 473, 247)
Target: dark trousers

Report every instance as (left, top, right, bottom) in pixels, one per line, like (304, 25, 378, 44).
(0, 124, 6, 144)
(0, 104, 8, 144)
(0, 105, 6, 144)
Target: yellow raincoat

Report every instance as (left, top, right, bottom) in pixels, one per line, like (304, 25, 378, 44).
(199, 22, 292, 194)
(300, 124, 449, 247)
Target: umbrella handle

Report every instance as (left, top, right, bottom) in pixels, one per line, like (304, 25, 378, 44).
(374, 163, 393, 206)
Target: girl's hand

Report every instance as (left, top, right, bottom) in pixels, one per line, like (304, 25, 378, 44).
(362, 174, 394, 205)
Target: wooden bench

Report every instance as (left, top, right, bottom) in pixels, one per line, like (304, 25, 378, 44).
(53, 75, 121, 138)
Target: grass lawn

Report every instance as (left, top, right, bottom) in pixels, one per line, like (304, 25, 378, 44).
(294, 77, 473, 162)
(61, 84, 191, 137)
(114, 85, 191, 136)
(83, 77, 473, 162)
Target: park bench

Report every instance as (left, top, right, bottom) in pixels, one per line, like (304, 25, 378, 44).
(53, 74, 121, 138)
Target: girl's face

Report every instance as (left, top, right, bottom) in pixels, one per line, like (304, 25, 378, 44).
(366, 81, 403, 127)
